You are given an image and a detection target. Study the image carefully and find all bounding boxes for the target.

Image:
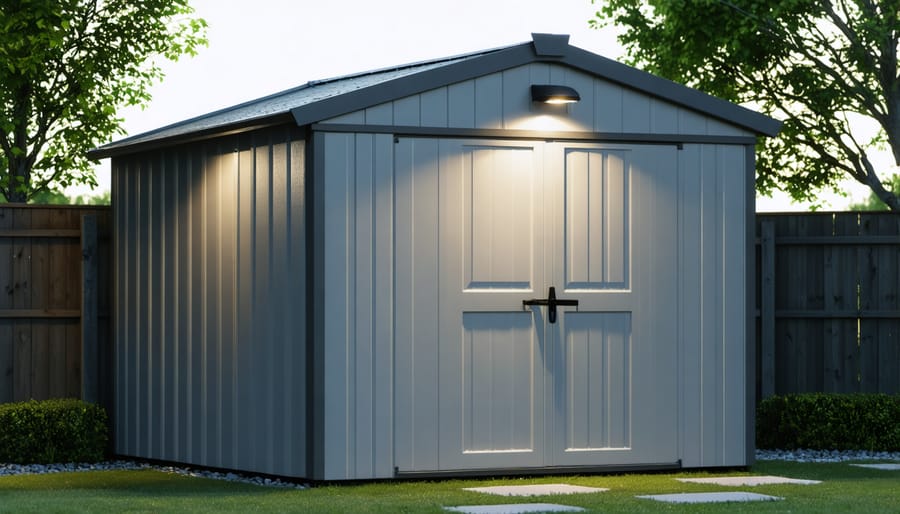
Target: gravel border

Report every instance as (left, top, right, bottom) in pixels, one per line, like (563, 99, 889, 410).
(3, 449, 899, 485)
(755, 449, 900, 463)
(0, 460, 308, 489)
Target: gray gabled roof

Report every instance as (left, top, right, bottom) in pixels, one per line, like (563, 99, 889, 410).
(90, 34, 781, 159)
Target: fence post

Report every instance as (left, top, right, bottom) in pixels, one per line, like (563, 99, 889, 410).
(760, 220, 776, 399)
(81, 214, 98, 404)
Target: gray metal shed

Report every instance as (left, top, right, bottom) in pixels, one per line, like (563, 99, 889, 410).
(91, 33, 780, 481)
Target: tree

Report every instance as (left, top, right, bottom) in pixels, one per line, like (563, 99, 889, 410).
(0, 0, 206, 202)
(849, 174, 900, 210)
(592, 0, 900, 211)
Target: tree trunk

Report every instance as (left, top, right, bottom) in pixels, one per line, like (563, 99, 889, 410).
(865, 173, 900, 212)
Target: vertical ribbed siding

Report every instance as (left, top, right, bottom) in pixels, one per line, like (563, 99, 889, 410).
(111, 126, 307, 477)
(318, 132, 396, 480)
(677, 144, 748, 468)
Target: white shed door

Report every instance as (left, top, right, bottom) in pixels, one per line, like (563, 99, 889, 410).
(427, 139, 677, 471)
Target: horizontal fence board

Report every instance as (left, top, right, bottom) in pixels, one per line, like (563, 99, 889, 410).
(0, 309, 80, 319)
(774, 310, 900, 319)
(0, 229, 82, 238)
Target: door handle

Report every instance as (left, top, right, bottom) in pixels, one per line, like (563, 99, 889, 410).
(522, 286, 578, 324)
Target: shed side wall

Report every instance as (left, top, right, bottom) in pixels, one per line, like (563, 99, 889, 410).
(112, 126, 307, 477)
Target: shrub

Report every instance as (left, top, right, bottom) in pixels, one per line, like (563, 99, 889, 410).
(0, 398, 108, 464)
(757, 393, 900, 451)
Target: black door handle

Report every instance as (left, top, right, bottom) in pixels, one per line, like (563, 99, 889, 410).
(522, 286, 578, 324)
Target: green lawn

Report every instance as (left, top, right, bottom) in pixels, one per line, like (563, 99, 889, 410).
(1, 460, 898, 513)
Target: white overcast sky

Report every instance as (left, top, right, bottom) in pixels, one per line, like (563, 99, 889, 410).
(94, 0, 872, 210)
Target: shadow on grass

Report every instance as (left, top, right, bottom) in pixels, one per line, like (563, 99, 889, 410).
(0, 469, 275, 496)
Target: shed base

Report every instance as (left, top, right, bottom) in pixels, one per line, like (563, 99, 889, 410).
(393, 461, 682, 479)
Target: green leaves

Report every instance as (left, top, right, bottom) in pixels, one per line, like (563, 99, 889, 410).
(0, 399, 109, 464)
(0, 0, 208, 202)
(594, 0, 900, 211)
(757, 393, 900, 451)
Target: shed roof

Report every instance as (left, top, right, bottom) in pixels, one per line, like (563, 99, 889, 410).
(90, 34, 781, 159)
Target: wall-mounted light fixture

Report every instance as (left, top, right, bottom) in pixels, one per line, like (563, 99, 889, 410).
(531, 84, 580, 104)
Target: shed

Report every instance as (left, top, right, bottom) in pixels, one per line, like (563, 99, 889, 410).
(90, 34, 781, 481)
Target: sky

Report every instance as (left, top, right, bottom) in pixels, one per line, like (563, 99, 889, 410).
(85, 0, 876, 211)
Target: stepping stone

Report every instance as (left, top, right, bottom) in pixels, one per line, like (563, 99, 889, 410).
(445, 504, 585, 514)
(464, 484, 607, 497)
(637, 492, 783, 504)
(850, 463, 900, 470)
(677, 475, 821, 486)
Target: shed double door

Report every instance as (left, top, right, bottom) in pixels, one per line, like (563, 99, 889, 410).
(433, 138, 678, 471)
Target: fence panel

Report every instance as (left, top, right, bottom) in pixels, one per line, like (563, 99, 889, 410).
(757, 212, 900, 398)
(0, 205, 111, 406)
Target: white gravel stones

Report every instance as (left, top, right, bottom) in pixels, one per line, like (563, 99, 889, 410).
(754, 449, 900, 462)
(0, 460, 308, 489)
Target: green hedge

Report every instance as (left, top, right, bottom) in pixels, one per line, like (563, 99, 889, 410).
(0, 398, 108, 464)
(757, 393, 900, 451)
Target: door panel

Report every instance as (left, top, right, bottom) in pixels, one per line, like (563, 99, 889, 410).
(564, 150, 630, 290)
(438, 140, 546, 470)
(549, 144, 678, 466)
(461, 312, 537, 454)
(464, 147, 536, 290)
(562, 312, 632, 451)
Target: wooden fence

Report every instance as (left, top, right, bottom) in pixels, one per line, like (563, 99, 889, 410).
(0, 205, 112, 408)
(756, 212, 900, 399)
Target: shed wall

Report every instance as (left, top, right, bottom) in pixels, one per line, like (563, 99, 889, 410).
(677, 143, 749, 467)
(112, 126, 307, 477)
(323, 63, 753, 138)
(317, 130, 750, 479)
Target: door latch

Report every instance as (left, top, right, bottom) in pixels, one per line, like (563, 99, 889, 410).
(522, 286, 578, 324)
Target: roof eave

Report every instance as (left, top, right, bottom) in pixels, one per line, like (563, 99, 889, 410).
(87, 113, 295, 159)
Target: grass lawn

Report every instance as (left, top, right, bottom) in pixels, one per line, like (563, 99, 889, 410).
(1, 460, 898, 513)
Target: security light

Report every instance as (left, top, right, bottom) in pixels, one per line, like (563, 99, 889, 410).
(531, 84, 580, 104)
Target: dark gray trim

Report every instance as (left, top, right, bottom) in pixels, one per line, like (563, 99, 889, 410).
(89, 116, 295, 159)
(745, 144, 757, 466)
(558, 46, 782, 137)
(395, 461, 682, 479)
(290, 44, 536, 126)
(532, 32, 570, 56)
(308, 130, 327, 480)
(310, 123, 759, 145)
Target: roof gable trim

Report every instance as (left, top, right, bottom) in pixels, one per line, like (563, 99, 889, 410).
(290, 43, 537, 127)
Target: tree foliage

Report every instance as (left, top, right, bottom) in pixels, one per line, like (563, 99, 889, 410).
(849, 174, 900, 210)
(592, 0, 900, 211)
(0, 0, 206, 202)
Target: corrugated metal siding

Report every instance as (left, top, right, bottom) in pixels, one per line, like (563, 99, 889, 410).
(677, 144, 748, 467)
(317, 132, 396, 480)
(323, 63, 753, 138)
(112, 126, 307, 477)
(319, 134, 750, 477)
